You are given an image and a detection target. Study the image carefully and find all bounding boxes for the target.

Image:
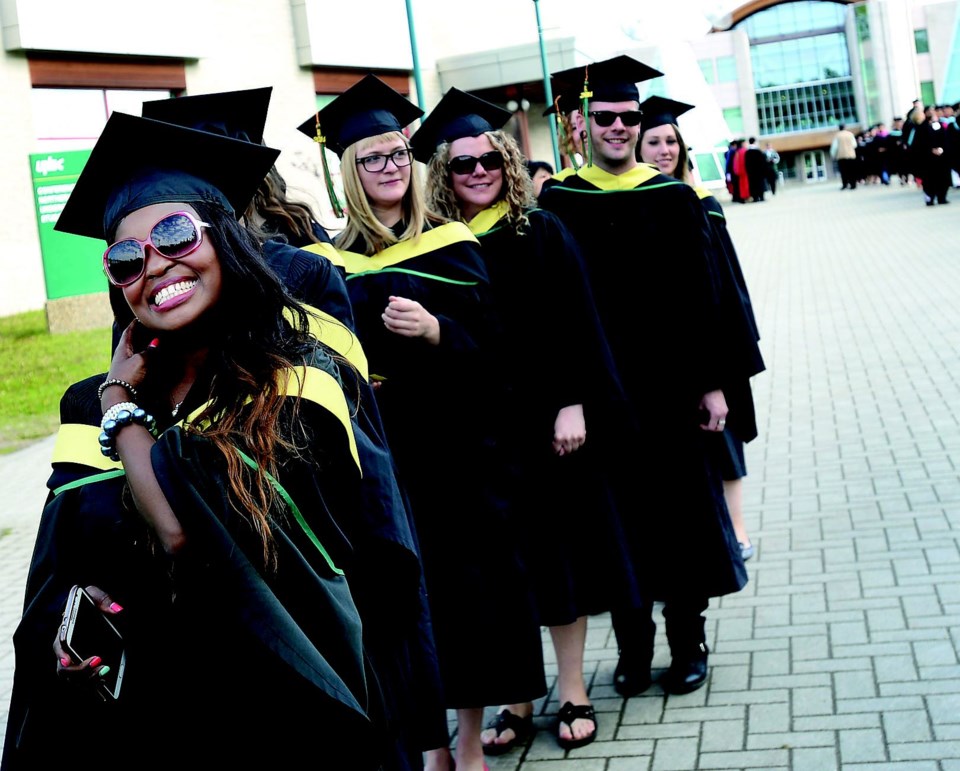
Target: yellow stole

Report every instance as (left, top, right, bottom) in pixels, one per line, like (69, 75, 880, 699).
(575, 162, 667, 191)
(337, 222, 479, 276)
(52, 364, 361, 475)
(302, 242, 346, 268)
(467, 201, 511, 236)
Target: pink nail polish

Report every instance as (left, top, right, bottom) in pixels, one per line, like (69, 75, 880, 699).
(60, 656, 72, 667)
(109, 602, 123, 613)
(89, 656, 102, 667)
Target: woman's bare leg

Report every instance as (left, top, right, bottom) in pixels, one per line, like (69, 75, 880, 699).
(454, 707, 486, 770)
(551, 616, 594, 742)
(724, 478, 750, 546)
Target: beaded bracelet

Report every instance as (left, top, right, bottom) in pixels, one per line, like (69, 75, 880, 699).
(98, 405, 157, 462)
(101, 402, 138, 428)
(97, 378, 140, 402)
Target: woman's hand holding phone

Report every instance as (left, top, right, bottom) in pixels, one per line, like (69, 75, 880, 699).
(56, 585, 126, 700)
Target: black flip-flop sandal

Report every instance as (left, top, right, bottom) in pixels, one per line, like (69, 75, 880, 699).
(481, 709, 534, 756)
(556, 701, 598, 750)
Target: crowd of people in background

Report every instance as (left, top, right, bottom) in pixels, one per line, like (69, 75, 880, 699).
(719, 100, 959, 206)
(830, 100, 959, 205)
(724, 137, 780, 203)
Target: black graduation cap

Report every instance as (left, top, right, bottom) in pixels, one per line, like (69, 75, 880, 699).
(409, 88, 512, 163)
(553, 55, 663, 105)
(141, 86, 273, 144)
(638, 95, 695, 133)
(543, 63, 589, 117)
(296, 74, 423, 158)
(55, 111, 280, 241)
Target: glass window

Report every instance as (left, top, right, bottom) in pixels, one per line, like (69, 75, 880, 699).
(693, 152, 723, 182)
(716, 56, 738, 83)
(31, 88, 172, 151)
(755, 81, 857, 135)
(723, 107, 744, 135)
(751, 32, 850, 89)
(741, 0, 845, 39)
(698, 58, 715, 84)
(914, 28, 930, 54)
(737, 0, 857, 137)
(920, 81, 936, 107)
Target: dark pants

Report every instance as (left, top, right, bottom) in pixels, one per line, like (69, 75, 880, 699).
(838, 158, 858, 189)
(611, 595, 709, 663)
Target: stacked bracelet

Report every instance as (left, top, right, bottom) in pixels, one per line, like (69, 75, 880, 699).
(101, 402, 138, 426)
(98, 405, 157, 461)
(97, 378, 140, 402)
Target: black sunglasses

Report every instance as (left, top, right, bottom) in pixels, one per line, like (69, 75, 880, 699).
(448, 151, 505, 176)
(103, 211, 210, 287)
(588, 110, 643, 127)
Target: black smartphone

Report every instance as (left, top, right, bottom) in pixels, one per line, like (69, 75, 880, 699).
(59, 586, 126, 700)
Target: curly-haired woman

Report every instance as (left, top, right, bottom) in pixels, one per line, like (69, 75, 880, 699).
(416, 88, 634, 756)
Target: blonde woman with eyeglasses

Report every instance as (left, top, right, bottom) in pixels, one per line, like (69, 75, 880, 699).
(300, 75, 546, 771)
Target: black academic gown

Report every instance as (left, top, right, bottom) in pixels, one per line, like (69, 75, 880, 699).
(911, 119, 953, 202)
(262, 238, 356, 332)
(744, 147, 768, 200)
(539, 164, 747, 603)
(468, 204, 640, 625)
(696, 188, 765, 444)
(105, 242, 442, 767)
(2, 357, 380, 771)
(336, 221, 546, 708)
(264, 237, 452, 763)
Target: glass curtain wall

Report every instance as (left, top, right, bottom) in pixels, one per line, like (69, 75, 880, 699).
(736, 1, 857, 136)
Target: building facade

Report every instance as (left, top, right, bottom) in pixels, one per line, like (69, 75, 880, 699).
(693, 0, 959, 182)
(0, 0, 956, 320)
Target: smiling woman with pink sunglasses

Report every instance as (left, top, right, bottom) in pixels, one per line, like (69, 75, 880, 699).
(1, 110, 428, 770)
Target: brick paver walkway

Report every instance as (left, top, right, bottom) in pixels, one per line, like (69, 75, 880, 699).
(2, 179, 958, 768)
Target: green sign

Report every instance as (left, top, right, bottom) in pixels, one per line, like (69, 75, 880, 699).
(30, 149, 107, 300)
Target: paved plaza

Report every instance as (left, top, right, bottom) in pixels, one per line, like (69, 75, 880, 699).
(1, 179, 958, 768)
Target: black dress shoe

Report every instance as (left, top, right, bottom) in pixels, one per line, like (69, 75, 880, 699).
(662, 643, 709, 694)
(613, 654, 652, 697)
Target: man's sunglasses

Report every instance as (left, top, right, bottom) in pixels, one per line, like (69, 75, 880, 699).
(588, 110, 643, 127)
(103, 211, 210, 287)
(448, 151, 505, 176)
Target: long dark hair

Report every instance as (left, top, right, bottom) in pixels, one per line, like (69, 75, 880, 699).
(245, 166, 327, 247)
(115, 201, 318, 567)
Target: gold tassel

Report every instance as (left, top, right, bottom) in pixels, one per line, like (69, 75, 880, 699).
(313, 115, 344, 219)
(580, 66, 593, 168)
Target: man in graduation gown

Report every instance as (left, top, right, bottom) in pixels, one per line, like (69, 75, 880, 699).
(538, 55, 747, 698)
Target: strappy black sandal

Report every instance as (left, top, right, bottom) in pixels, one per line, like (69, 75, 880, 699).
(481, 708, 534, 756)
(556, 701, 598, 750)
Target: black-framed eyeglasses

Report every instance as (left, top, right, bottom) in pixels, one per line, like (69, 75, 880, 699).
(588, 110, 643, 127)
(448, 151, 505, 176)
(355, 147, 414, 173)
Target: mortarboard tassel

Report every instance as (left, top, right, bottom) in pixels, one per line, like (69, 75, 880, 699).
(580, 66, 593, 167)
(313, 115, 344, 219)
